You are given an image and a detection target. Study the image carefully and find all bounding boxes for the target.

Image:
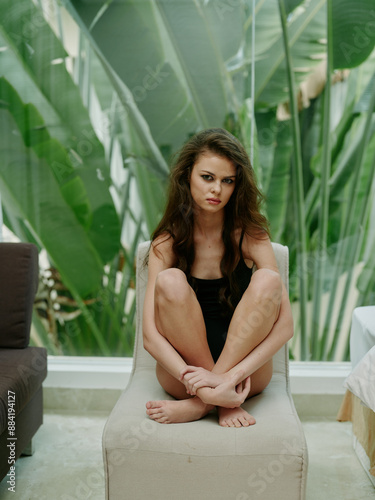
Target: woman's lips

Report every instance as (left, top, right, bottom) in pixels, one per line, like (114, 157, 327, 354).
(207, 198, 221, 205)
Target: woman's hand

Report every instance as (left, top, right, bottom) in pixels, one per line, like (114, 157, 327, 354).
(180, 366, 227, 395)
(196, 371, 251, 408)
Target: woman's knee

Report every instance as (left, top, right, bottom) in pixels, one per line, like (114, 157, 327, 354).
(249, 268, 282, 304)
(155, 268, 191, 306)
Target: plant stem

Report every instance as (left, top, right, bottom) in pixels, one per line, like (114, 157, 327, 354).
(278, 0, 309, 359)
(311, 0, 332, 359)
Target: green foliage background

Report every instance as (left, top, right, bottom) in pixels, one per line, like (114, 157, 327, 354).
(0, 0, 374, 360)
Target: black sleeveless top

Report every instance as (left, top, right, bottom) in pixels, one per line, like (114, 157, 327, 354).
(189, 234, 253, 362)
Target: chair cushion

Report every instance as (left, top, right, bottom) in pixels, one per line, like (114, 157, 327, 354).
(0, 346, 47, 435)
(0, 243, 39, 349)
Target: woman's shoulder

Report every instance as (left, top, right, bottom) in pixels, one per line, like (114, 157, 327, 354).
(234, 227, 270, 247)
(236, 229, 276, 269)
(150, 232, 176, 267)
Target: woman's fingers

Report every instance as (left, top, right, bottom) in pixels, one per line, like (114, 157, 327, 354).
(236, 376, 250, 399)
(188, 378, 209, 395)
(181, 368, 248, 401)
(180, 367, 205, 395)
(179, 365, 200, 380)
(185, 375, 208, 395)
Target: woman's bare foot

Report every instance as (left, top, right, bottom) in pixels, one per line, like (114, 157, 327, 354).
(218, 406, 256, 427)
(146, 397, 214, 424)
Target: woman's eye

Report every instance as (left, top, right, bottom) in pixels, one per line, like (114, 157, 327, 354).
(202, 175, 213, 181)
(223, 178, 234, 184)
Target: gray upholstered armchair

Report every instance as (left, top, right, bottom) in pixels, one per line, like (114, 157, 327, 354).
(0, 243, 47, 482)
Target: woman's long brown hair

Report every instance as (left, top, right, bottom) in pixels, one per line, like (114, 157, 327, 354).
(150, 128, 270, 313)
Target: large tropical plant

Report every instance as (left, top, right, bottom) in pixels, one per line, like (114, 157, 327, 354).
(0, 0, 374, 359)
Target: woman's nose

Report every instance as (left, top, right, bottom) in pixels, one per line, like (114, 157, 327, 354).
(211, 181, 221, 194)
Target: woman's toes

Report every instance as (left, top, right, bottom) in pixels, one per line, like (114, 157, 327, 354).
(155, 415, 168, 424)
(239, 416, 250, 427)
(145, 401, 164, 419)
(218, 406, 256, 427)
(247, 415, 256, 425)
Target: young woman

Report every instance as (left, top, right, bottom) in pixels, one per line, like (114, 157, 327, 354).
(143, 128, 293, 427)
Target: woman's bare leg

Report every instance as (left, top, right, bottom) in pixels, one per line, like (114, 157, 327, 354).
(215, 269, 282, 374)
(213, 269, 281, 427)
(146, 268, 215, 423)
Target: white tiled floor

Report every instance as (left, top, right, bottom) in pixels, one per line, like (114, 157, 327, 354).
(0, 412, 374, 500)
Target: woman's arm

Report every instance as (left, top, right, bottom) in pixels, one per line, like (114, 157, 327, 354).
(142, 237, 187, 380)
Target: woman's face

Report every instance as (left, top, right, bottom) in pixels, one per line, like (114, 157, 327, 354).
(189, 151, 236, 213)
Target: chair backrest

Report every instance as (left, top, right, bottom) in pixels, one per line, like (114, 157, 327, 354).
(133, 241, 289, 378)
(0, 242, 39, 349)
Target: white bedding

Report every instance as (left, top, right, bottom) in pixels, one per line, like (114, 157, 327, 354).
(344, 345, 375, 413)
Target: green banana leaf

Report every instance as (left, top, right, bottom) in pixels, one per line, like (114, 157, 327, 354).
(265, 119, 293, 242)
(252, 0, 375, 107)
(0, 77, 91, 229)
(332, 0, 375, 69)
(0, 1, 122, 265)
(154, 0, 238, 125)
(253, 0, 327, 107)
(0, 0, 106, 170)
(70, 0, 212, 151)
(0, 107, 104, 297)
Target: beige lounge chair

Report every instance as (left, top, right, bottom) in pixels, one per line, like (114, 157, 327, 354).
(103, 241, 308, 500)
